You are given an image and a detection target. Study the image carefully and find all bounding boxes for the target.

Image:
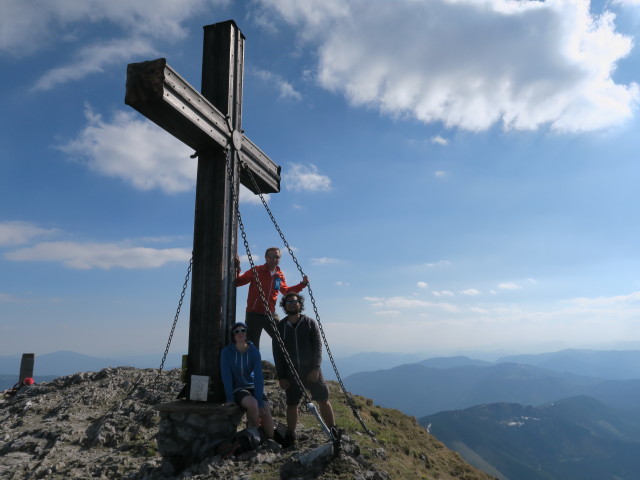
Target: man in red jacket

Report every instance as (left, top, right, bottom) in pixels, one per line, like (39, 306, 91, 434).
(236, 247, 309, 350)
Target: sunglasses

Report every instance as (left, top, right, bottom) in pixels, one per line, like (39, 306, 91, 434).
(233, 328, 246, 334)
(267, 254, 281, 259)
(285, 299, 300, 304)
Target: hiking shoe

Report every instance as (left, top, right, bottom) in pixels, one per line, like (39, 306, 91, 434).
(284, 429, 298, 449)
(329, 426, 344, 441)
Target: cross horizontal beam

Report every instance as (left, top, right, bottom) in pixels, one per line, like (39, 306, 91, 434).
(125, 58, 280, 194)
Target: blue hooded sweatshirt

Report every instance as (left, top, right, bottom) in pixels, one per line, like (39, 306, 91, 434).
(220, 341, 265, 407)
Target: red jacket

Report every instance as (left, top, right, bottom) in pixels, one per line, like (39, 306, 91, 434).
(236, 264, 306, 314)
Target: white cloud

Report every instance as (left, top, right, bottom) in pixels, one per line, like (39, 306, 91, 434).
(59, 107, 196, 193)
(259, 0, 639, 132)
(335, 281, 350, 286)
(257, 0, 349, 33)
(431, 135, 449, 146)
(364, 295, 459, 312)
(461, 288, 481, 296)
(283, 163, 332, 192)
(498, 282, 522, 290)
(254, 69, 303, 100)
(5, 241, 190, 270)
(328, 292, 640, 354)
(432, 290, 454, 297)
(59, 106, 270, 201)
(310, 257, 342, 265)
(423, 260, 451, 268)
(0, 0, 227, 56)
(567, 291, 640, 307)
(33, 38, 156, 91)
(417, 281, 428, 289)
(0, 221, 59, 246)
(612, 0, 640, 6)
(240, 185, 271, 206)
(434, 171, 448, 178)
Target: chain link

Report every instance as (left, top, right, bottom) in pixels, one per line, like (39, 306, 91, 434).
(153, 256, 193, 391)
(242, 161, 374, 436)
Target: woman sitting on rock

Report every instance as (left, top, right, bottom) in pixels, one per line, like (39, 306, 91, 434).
(220, 321, 274, 440)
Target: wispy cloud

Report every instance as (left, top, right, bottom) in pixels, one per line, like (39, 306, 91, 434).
(432, 290, 454, 297)
(0, 221, 59, 246)
(254, 68, 302, 100)
(567, 291, 640, 307)
(33, 38, 156, 91)
(310, 257, 343, 265)
(417, 281, 428, 289)
(423, 260, 451, 268)
(431, 135, 449, 146)
(259, 0, 639, 132)
(5, 241, 190, 270)
(283, 163, 332, 192)
(1, 0, 227, 57)
(498, 282, 523, 290)
(364, 295, 459, 312)
(611, 0, 640, 7)
(461, 288, 481, 296)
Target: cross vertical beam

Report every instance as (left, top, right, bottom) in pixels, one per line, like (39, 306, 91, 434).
(187, 21, 244, 402)
(124, 19, 280, 404)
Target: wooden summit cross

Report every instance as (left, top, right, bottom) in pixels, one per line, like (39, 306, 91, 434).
(125, 20, 280, 403)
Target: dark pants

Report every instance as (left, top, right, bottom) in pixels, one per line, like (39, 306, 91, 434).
(245, 311, 279, 350)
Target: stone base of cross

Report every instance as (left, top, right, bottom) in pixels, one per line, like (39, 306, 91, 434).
(125, 20, 280, 402)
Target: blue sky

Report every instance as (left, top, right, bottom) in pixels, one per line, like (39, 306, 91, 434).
(2, 0, 640, 360)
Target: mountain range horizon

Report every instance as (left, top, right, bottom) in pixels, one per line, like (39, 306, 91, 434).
(5, 346, 640, 479)
(5, 345, 640, 381)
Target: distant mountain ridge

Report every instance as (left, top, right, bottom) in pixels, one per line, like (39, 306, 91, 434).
(418, 356, 492, 369)
(345, 360, 640, 418)
(6, 347, 639, 380)
(422, 395, 640, 480)
(0, 351, 182, 381)
(497, 349, 640, 380)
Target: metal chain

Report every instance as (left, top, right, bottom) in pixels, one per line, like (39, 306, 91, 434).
(153, 255, 193, 391)
(225, 148, 313, 407)
(242, 162, 375, 436)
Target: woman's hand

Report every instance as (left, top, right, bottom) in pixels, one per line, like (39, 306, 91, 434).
(306, 369, 320, 383)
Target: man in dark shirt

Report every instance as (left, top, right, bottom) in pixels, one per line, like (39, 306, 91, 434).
(273, 292, 335, 443)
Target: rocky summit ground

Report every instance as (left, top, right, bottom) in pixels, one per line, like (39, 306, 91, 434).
(0, 364, 497, 479)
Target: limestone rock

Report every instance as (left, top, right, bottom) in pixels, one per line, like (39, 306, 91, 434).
(0, 365, 496, 479)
